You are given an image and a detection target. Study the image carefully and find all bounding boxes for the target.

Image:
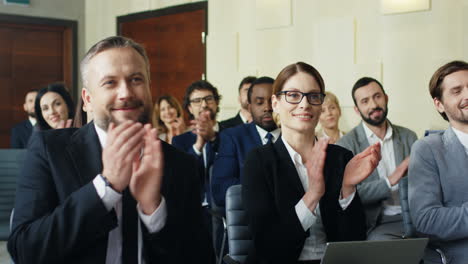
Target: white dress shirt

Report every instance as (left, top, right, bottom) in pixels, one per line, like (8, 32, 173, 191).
(282, 138, 355, 260)
(452, 126, 468, 155)
(93, 124, 167, 264)
(239, 112, 249, 124)
(362, 122, 401, 216)
(29, 117, 37, 126)
(255, 126, 281, 145)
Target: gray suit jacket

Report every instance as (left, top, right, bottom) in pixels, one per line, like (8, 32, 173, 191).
(409, 127, 468, 264)
(336, 121, 417, 231)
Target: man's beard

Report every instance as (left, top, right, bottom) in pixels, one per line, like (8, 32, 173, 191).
(446, 100, 468, 125)
(361, 106, 388, 126)
(95, 100, 151, 131)
(255, 113, 277, 132)
(28, 111, 36, 118)
(241, 100, 249, 111)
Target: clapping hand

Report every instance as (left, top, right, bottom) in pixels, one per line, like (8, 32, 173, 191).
(302, 138, 329, 211)
(342, 142, 381, 197)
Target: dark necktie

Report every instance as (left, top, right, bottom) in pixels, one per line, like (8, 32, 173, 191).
(266, 133, 274, 144)
(122, 188, 138, 264)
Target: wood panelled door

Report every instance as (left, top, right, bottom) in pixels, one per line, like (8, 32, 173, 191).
(0, 15, 76, 148)
(118, 2, 207, 118)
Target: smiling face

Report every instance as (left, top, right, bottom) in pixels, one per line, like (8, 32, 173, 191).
(272, 72, 322, 135)
(353, 81, 388, 127)
(40, 92, 69, 129)
(319, 98, 341, 130)
(435, 70, 468, 130)
(82, 47, 152, 131)
(187, 89, 218, 120)
(159, 99, 178, 125)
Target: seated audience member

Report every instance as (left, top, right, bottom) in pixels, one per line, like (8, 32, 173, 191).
(152, 95, 186, 144)
(220, 76, 256, 128)
(8, 36, 213, 264)
(172, 80, 224, 205)
(242, 62, 381, 263)
(35, 83, 75, 130)
(409, 60, 468, 264)
(316, 91, 345, 144)
(212, 76, 279, 207)
(337, 77, 417, 240)
(10, 88, 38, 148)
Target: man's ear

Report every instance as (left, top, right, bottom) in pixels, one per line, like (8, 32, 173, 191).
(82, 88, 93, 112)
(354, 105, 360, 115)
(23, 103, 27, 112)
(433, 97, 445, 116)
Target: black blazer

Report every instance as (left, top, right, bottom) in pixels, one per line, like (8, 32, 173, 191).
(242, 138, 366, 264)
(219, 113, 244, 129)
(8, 122, 214, 264)
(10, 120, 33, 148)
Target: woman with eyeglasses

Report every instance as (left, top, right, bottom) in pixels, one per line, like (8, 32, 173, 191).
(242, 62, 381, 264)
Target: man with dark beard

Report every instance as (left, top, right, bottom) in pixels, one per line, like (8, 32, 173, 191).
(337, 77, 417, 240)
(212, 76, 279, 207)
(10, 88, 38, 148)
(8, 36, 214, 264)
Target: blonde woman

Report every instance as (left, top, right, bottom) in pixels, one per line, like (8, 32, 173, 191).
(317, 91, 345, 144)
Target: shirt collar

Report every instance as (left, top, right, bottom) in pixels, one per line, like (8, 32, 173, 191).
(94, 123, 107, 148)
(282, 137, 305, 167)
(213, 122, 220, 132)
(255, 125, 281, 143)
(362, 121, 393, 141)
(452, 126, 468, 151)
(239, 112, 249, 124)
(29, 117, 37, 126)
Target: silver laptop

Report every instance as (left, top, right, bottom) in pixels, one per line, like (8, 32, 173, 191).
(321, 238, 428, 264)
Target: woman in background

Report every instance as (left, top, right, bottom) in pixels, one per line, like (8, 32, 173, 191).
(35, 83, 75, 130)
(316, 91, 345, 144)
(152, 95, 186, 144)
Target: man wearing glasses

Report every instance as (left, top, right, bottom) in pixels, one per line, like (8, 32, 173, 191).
(337, 77, 417, 240)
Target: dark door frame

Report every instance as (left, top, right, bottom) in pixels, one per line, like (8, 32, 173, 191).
(116, 1, 208, 77)
(0, 13, 78, 100)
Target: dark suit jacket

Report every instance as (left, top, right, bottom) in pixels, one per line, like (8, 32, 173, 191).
(242, 138, 366, 264)
(172, 124, 224, 205)
(219, 113, 244, 129)
(10, 120, 33, 148)
(8, 122, 214, 264)
(212, 123, 263, 206)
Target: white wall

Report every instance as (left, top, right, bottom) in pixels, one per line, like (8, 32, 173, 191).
(84, 0, 468, 136)
(0, 0, 85, 97)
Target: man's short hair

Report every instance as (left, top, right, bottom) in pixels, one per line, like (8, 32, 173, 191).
(429, 60, 468, 121)
(182, 80, 222, 119)
(351, 77, 385, 106)
(80, 36, 150, 88)
(238, 76, 257, 93)
(247, 76, 274, 104)
(27, 88, 39, 95)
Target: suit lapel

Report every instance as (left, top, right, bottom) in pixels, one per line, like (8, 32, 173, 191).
(444, 127, 468, 172)
(247, 123, 263, 146)
(391, 125, 404, 165)
(67, 122, 103, 185)
(274, 137, 305, 196)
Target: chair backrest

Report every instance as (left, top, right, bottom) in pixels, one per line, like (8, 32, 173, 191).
(225, 185, 252, 264)
(0, 149, 26, 240)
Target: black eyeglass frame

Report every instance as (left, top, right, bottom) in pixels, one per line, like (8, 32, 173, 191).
(276, 91, 326, 106)
(189, 95, 217, 105)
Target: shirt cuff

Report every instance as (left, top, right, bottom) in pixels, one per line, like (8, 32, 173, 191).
(384, 177, 392, 189)
(192, 144, 202, 156)
(93, 174, 122, 211)
(295, 199, 317, 231)
(339, 189, 356, 210)
(137, 196, 167, 233)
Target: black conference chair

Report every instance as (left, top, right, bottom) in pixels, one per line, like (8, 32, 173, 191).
(222, 185, 252, 264)
(0, 149, 26, 241)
